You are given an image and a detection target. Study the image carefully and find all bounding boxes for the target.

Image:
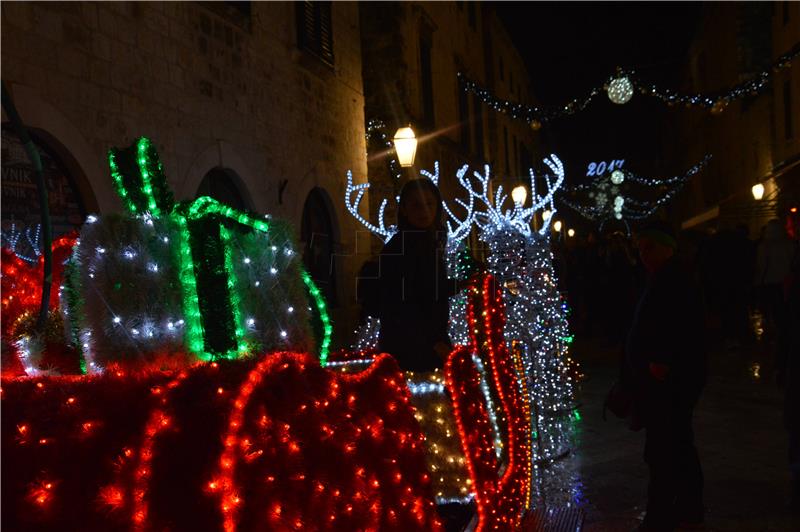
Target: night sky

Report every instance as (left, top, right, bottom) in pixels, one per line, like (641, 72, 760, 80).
(496, 2, 703, 185)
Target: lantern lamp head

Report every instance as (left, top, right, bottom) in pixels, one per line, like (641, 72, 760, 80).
(511, 185, 527, 205)
(751, 183, 765, 201)
(393, 126, 418, 168)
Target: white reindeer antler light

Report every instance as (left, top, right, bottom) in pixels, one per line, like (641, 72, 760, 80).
(345, 171, 397, 243)
(446, 154, 565, 238)
(344, 154, 564, 244)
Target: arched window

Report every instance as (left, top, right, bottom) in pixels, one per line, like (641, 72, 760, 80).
(301, 188, 337, 307)
(196, 167, 248, 210)
(1, 125, 91, 257)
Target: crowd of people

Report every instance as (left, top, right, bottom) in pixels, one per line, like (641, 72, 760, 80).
(555, 216, 799, 530)
(555, 218, 799, 363)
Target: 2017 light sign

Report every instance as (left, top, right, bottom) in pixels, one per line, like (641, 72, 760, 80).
(586, 159, 624, 176)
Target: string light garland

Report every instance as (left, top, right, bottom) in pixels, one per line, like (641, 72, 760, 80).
(1, 223, 43, 264)
(561, 156, 711, 228)
(459, 43, 800, 125)
(366, 119, 402, 181)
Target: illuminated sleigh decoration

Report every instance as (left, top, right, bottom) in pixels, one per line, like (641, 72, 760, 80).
(61, 138, 329, 373)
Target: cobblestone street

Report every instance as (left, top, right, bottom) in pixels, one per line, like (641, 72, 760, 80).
(562, 337, 799, 531)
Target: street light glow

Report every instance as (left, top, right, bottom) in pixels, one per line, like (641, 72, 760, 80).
(512, 185, 527, 205)
(393, 126, 417, 167)
(751, 183, 765, 200)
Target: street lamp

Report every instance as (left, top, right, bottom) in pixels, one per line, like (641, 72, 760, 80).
(542, 209, 552, 222)
(567, 228, 575, 238)
(751, 183, 765, 201)
(553, 220, 562, 232)
(393, 126, 417, 167)
(512, 185, 527, 205)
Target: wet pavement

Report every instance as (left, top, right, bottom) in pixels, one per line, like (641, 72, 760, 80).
(556, 336, 799, 531)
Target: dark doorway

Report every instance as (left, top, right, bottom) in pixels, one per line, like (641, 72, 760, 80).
(301, 188, 337, 307)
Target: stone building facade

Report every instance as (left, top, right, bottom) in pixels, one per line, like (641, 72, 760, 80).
(666, 2, 799, 234)
(1, 1, 368, 342)
(358, 1, 540, 255)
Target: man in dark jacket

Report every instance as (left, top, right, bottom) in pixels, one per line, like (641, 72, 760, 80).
(626, 221, 706, 531)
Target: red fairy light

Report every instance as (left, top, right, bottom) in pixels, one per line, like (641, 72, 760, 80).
(98, 484, 125, 510)
(28, 477, 56, 507)
(445, 273, 532, 531)
(3, 351, 442, 530)
(132, 370, 191, 530)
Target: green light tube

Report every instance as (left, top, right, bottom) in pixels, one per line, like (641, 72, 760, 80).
(220, 225, 247, 358)
(301, 270, 332, 366)
(173, 214, 207, 359)
(108, 150, 138, 215)
(136, 138, 161, 217)
(187, 196, 270, 233)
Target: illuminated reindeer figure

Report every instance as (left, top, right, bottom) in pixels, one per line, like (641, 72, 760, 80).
(345, 156, 575, 505)
(444, 156, 575, 474)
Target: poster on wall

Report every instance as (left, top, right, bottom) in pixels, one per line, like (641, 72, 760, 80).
(1, 127, 86, 258)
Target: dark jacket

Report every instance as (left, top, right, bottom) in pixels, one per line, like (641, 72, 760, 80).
(377, 230, 455, 372)
(625, 258, 707, 400)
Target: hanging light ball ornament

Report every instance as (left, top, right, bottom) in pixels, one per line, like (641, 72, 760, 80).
(607, 76, 634, 105)
(610, 170, 625, 185)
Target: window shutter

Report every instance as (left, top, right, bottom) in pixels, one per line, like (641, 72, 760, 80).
(296, 1, 334, 67)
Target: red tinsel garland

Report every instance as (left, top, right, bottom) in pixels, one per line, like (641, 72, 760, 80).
(1, 235, 78, 375)
(444, 273, 533, 531)
(1, 234, 77, 329)
(1, 352, 443, 531)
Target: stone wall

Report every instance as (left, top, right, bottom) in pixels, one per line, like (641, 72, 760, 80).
(1, 1, 368, 343)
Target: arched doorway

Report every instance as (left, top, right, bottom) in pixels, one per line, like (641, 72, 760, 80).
(301, 188, 337, 307)
(1, 124, 92, 259)
(196, 167, 248, 210)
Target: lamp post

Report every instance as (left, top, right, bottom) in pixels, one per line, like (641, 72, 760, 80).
(553, 220, 562, 233)
(393, 126, 417, 168)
